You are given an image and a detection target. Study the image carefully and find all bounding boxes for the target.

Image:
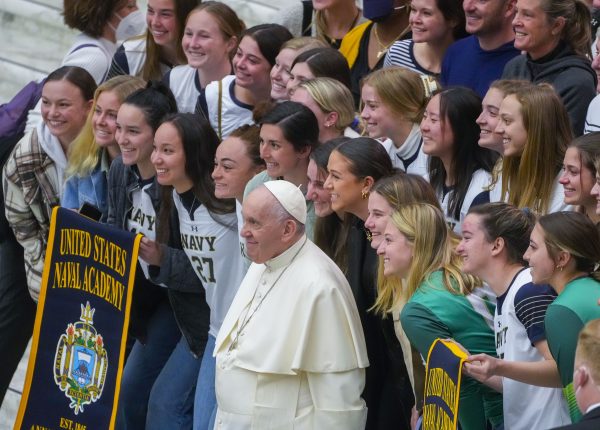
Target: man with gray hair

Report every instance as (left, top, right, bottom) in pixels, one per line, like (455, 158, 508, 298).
(214, 180, 369, 429)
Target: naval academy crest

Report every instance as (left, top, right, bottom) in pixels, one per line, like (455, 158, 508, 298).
(53, 301, 108, 414)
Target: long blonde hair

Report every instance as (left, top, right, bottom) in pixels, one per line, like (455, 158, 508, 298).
(371, 174, 443, 316)
(378, 203, 478, 313)
(67, 76, 145, 177)
(501, 84, 572, 214)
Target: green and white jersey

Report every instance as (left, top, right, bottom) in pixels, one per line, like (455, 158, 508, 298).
(545, 276, 600, 423)
(400, 270, 503, 430)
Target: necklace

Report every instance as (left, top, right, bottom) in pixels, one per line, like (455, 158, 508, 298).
(373, 22, 411, 60)
(180, 191, 198, 220)
(324, 8, 360, 46)
(188, 195, 198, 220)
(227, 237, 308, 352)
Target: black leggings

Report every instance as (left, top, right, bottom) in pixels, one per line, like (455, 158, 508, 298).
(0, 235, 36, 404)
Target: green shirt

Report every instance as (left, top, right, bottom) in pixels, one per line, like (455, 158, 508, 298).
(545, 276, 600, 422)
(400, 270, 503, 430)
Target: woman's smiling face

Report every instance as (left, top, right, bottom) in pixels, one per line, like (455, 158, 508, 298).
(365, 191, 393, 249)
(41, 79, 92, 146)
(115, 103, 155, 167)
(307, 158, 333, 217)
(324, 150, 366, 217)
(377, 221, 414, 278)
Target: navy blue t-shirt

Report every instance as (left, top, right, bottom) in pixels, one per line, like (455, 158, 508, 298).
(441, 36, 520, 98)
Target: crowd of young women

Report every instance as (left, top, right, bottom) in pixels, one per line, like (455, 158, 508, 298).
(3, 0, 600, 429)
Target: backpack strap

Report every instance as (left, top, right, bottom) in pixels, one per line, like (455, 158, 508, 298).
(68, 42, 110, 81)
(69, 43, 101, 54)
(194, 93, 209, 121)
(217, 79, 223, 140)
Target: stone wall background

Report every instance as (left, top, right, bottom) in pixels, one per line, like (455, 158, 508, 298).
(0, 0, 285, 103)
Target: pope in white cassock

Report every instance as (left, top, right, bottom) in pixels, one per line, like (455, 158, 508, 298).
(213, 180, 369, 429)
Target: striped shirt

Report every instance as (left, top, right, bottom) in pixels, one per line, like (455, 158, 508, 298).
(383, 40, 437, 77)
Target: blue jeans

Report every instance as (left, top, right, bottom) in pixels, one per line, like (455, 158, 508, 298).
(193, 334, 217, 430)
(116, 299, 181, 430)
(146, 335, 201, 429)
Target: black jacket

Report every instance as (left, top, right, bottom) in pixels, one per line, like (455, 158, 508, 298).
(552, 406, 600, 429)
(105, 157, 209, 356)
(345, 216, 414, 430)
(502, 41, 597, 136)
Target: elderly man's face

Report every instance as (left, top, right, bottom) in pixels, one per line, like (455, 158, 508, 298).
(241, 188, 288, 264)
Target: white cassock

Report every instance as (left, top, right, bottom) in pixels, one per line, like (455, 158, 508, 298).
(214, 236, 369, 429)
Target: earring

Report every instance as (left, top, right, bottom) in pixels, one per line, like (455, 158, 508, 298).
(361, 190, 369, 200)
(556, 265, 563, 272)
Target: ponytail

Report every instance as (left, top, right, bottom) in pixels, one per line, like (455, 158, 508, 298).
(569, 0, 592, 58)
(542, 0, 591, 58)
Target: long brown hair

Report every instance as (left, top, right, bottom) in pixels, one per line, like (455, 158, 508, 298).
(428, 87, 497, 220)
(501, 84, 572, 214)
(142, 0, 199, 80)
(310, 138, 350, 272)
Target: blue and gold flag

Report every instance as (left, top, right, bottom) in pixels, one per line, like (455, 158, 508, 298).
(422, 339, 467, 430)
(14, 207, 141, 430)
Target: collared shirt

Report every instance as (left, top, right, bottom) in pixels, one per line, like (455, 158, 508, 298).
(380, 124, 428, 177)
(587, 403, 600, 414)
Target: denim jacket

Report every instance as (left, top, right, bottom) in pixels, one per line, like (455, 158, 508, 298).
(62, 150, 109, 218)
